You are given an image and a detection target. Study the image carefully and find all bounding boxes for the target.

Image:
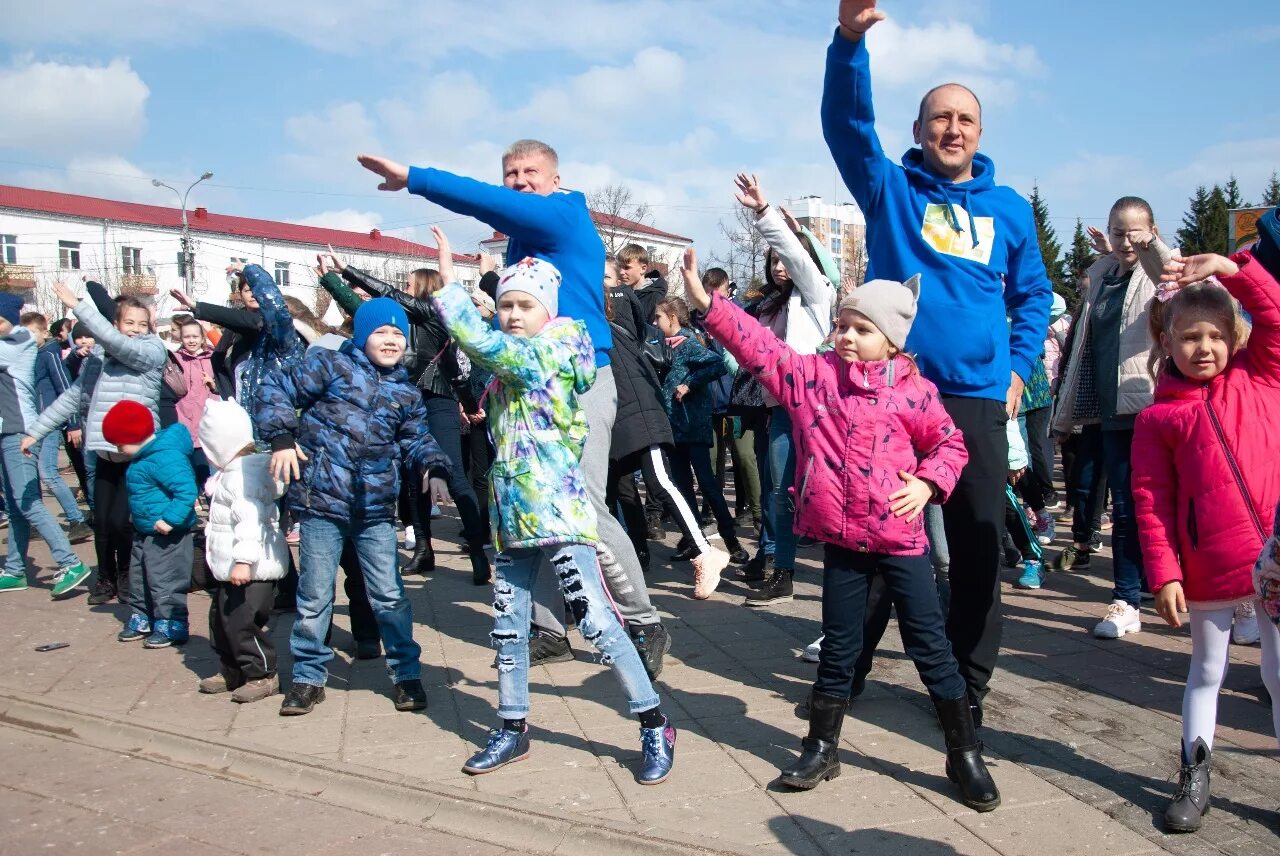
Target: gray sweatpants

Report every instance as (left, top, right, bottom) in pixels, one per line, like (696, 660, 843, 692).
(531, 364, 660, 635)
(125, 531, 193, 623)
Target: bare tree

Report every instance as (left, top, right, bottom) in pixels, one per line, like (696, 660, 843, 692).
(717, 204, 768, 292)
(587, 183, 652, 257)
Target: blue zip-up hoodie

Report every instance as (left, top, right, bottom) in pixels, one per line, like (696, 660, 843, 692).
(34, 341, 79, 429)
(125, 423, 198, 535)
(821, 31, 1051, 401)
(406, 166, 611, 367)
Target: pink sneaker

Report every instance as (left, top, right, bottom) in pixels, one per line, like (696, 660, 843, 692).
(691, 547, 730, 599)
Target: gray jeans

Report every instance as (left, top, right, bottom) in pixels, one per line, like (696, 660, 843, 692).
(531, 364, 660, 635)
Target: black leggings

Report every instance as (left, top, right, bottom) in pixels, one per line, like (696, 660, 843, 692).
(669, 443, 735, 543)
(608, 445, 713, 558)
(413, 393, 487, 547)
(92, 455, 133, 590)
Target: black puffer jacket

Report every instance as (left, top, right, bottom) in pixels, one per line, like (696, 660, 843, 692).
(606, 284, 672, 460)
(341, 267, 477, 412)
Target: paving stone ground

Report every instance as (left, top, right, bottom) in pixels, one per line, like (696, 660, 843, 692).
(1, 490, 1278, 855)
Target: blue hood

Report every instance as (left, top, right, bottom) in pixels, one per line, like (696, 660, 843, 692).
(901, 149, 997, 249)
(136, 423, 193, 461)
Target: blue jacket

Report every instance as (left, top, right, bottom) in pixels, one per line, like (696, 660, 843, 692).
(34, 341, 78, 429)
(126, 424, 198, 534)
(406, 167, 611, 367)
(254, 339, 450, 524)
(238, 264, 306, 435)
(661, 328, 727, 447)
(821, 32, 1052, 401)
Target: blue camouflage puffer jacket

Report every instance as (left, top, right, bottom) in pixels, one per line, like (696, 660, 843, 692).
(239, 264, 306, 436)
(253, 339, 449, 523)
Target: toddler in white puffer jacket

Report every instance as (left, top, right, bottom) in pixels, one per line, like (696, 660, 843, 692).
(196, 399, 288, 704)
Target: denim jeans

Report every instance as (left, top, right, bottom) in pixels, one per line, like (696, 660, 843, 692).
(37, 434, 84, 524)
(493, 543, 659, 719)
(767, 406, 798, 568)
(816, 544, 967, 702)
(1072, 425, 1144, 607)
(754, 412, 774, 557)
(1, 433, 79, 577)
(291, 515, 421, 687)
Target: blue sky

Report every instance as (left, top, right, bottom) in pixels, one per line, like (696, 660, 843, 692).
(1, 1, 1276, 260)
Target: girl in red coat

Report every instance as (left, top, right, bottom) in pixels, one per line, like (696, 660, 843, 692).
(1131, 244, 1280, 834)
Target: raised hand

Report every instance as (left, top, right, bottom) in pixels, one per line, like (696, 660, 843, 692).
(313, 253, 329, 278)
(357, 154, 409, 192)
(734, 173, 769, 213)
(1161, 253, 1239, 287)
(838, 0, 887, 41)
(478, 251, 497, 276)
(681, 246, 711, 312)
(325, 244, 346, 272)
(169, 288, 195, 309)
(52, 280, 80, 310)
(430, 225, 454, 287)
(779, 206, 802, 235)
(225, 261, 246, 275)
(1086, 225, 1112, 256)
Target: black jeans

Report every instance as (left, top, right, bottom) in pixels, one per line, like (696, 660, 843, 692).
(417, 393, 486, 546)
(1023, 406, 1055, 493)
(608, 446, 708, 557)
(92, 455, 134, 591)
(464, 424, 492, 536)
(669, 442, 736, 543)
(939, 397, 1008, 702)
(815, 545, 966, 702)
(210, 579, 276, 683)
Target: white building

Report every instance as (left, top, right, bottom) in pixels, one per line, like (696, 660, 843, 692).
(790, 195, 867, 288)
(0, 184, 477, 323)
(480, 210, 692, 277)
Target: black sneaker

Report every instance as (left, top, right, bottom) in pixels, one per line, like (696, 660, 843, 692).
(1088, 530, 1103, 552)
(393, 679, 427, 711)
(86, 579, 117, 606)
(725, 539, 749, 566)
(670, 541, 698, 563)
(528, 631, 574, 666)
(67, 521, 94, 543)
(745, 567, 793, 606)
(1053, 544, 1092, 572)
(630, 623, 671, 680)
(645, 515, 664, 541)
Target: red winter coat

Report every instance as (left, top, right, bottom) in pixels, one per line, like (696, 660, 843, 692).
(702, 294, 967, 556)
(1131, 252, 1280, 603)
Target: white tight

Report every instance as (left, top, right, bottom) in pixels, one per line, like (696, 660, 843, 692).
(1182, 600, 1280, 753)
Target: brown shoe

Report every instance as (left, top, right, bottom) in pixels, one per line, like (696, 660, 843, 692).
(198, 673, 232, 694)
(232, 677, 279, 704)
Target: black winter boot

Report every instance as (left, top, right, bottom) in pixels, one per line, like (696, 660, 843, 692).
(935, 695, 1000, 812)
(725, 536, 749, 566)
(1164, 738, 1211, 833)
(403, 541, 435, 576)
(779, 689, 847, 789)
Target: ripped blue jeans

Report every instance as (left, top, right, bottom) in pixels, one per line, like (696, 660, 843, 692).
(492, 543, 659, 720)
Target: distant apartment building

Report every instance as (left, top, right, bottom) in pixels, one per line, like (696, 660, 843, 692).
(790, 195, 867, 291)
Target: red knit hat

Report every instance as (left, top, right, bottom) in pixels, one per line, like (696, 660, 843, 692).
(101, 401, 155, 446)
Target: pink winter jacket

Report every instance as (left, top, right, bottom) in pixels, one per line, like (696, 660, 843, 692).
(1132, 252, 1280, 603)
(703, 295, 968, 556)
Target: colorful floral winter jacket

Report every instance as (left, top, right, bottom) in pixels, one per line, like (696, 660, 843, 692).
(1132, 252, 1280, 603)
(432, 283, 597, 552)
(661, 327, 727, 446)
(253, 340, 449, 524)
(703, 293, 968, 555)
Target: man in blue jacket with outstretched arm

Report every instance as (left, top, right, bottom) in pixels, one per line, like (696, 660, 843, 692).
(821, 1, 1052, 726)
(358, 145, 672, 680)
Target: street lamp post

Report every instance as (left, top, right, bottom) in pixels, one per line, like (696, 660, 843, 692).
(152, 171, 213, 296)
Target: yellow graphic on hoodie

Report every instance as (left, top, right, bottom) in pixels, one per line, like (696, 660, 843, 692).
(921, 203, 995, 265)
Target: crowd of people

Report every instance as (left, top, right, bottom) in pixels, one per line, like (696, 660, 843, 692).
(1, 0, 1278, 832)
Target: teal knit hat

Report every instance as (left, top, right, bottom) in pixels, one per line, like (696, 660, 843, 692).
(353, 297, 409, 349)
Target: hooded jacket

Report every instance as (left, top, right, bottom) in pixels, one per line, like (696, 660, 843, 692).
(0, 327, 38, 435)
(822, 32, 1052, 402)
(432, 283, 597, 552)
(174, 345, 217, 447)
(753, 206, 835, 358)
(1132, 252, 1280, 603)
(605, 283, 672, 459)
(703, 293, 967, 556)
(662, 327, 727, 446)
(237, 265, 305, 430)
(199, 400, 288, 582)
(125, 423, 198, 535)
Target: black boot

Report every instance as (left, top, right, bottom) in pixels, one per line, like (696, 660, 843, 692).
(670, 539, 698, 562)
(725, 536, 749, 566)
(468, 542, 492, 586)
(779, 689, 847, 789)
(403, 541, 435, 576)
(1165, 738, 1211, 833)
(740, 552, 770, 585)
(935, 695, 1000, 812)
(279, 683, 325, 716)
(645, 512, 664, 541)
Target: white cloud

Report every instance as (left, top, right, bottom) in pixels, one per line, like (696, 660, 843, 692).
(290, 209, 384, 233)
(12, 156, 174, 205)
(0, 57, 149, 156)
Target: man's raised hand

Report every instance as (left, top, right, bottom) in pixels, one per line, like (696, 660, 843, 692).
(357, 155, 409, 192)
(838, 0, 887, 41)
(681, 247, 711, 313)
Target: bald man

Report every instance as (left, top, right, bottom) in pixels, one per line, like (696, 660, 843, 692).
(821, 0, 1052, 725)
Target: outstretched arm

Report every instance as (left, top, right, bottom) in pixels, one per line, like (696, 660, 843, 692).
(821, 1, 891, 212)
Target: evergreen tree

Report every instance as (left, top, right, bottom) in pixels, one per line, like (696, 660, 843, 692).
(1061, 219, 1094, 309)
(1028, 183, 1068, 294)
(1204, 184, 1230, 254)
(1224, 175, 1248, 209)
(1177, 185, 1230, 256)
(1263, 171, 1280, 207)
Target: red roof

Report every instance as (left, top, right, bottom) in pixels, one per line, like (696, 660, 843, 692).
(590, 211, 690, 243)
(0, 184, 459, 259)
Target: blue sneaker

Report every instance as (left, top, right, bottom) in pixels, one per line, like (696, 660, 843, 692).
(462, 727, 530, 775)
(117, 614, 151, 642)
(143, 619, 189, 649)
(1015, 560, 1044, 590)
(637, 717, 676, 785)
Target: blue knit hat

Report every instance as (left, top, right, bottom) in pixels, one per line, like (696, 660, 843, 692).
(0, 293, 23, 326)
(353, 297, 409, 350)
(1255, 206, 1280, 282)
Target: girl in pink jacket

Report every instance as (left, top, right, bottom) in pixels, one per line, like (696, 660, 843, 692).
(1130, 246, 1280, 834)
(681, 249, 998, 813)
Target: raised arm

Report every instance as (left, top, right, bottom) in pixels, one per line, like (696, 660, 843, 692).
(1217, 252, 1280, 384)
(431, 282, 559, 393)
(821, 2, 892, 212)
(193, 302, 261, 334)
(318, 271, 365, 317)
(240, 264, 301, 360)
(70, 297, 166, 374)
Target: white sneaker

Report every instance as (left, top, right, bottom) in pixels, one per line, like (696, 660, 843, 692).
(1034, 511, 1056, 545)
(430, 504, 443, 519)
(691, 547, 730, 600)
(1093, 600, 1141, 639)
(802, 635, 823, 663)
(403, 525, 416, 552)
(1232, 601, 1260, 645)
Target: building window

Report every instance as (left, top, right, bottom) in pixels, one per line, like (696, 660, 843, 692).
(830, 218, 840, 233)
(830, 237, 842, 253)
(1, 235, 15, 265)
(122, 246, 142, 275)
(58, 240, 81, 270)
(274, 261, 290, 287)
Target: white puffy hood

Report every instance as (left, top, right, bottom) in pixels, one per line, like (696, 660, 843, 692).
(199, 399, 255, 471)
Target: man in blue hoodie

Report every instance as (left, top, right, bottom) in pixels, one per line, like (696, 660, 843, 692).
(822, 0, 1052, 722)
(357, 146, 671, 680)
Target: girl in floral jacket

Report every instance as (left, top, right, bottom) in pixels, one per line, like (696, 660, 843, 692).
(427, 228, 676, 787)
(683, 247, 999, 813)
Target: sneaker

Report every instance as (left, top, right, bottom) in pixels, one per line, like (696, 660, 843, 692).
(745, 567, 793, 606)
(231, 677, 278, 704)
(1088, 530, 1104, 552)
(66, 521, 94, 543)
(50, 562, 91, 599)
(285, 524, 300, 545)
(1232, 601, 1261, 646)
(801, 635, 823, 663)
(86, 579, 117, 605)
(403, 525, 416, 552)
(462, 727, 530, 775)
(198, 672, 233, 694)
(692, 547, 730, 600)
(528, 631, 573, 666)
(430, 504, 443, 519)
(1100, 513, 1113, 531)
(1094, 600, 1141, 639)
(0, 573, 28, 594)
(630, 623, 672, 681)
(645, 514, 665, 541)
(636, 717, 676, 785)
(1046, 491, 1062, 511)
(143, 619, 189, 648)
(1052, 545, 1091, 572)
(1015, 559, 1045, 590)
(1033, 511, 1056, 546)
(117, 613, 151, 642)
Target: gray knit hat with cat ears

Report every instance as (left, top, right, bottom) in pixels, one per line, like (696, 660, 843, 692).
(836, 274, 921, 350)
